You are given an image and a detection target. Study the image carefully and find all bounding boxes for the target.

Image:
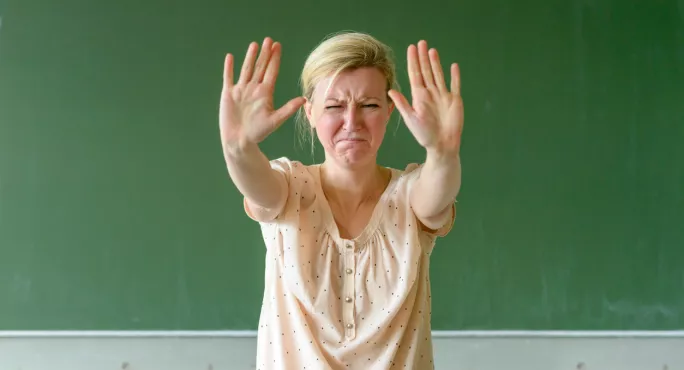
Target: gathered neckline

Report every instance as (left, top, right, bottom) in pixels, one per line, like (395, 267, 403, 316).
(311, 164, 399, 248)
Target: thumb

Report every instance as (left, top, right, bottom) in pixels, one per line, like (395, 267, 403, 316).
(271, 96, 306, 128)
(388, 89, 415, 124)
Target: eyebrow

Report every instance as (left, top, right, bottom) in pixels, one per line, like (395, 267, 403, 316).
(324, 96, 382, 102)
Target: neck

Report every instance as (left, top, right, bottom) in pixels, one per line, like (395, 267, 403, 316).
(320, 158, 387, 206)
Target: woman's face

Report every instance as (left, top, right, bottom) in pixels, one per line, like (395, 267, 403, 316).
(305, 67, 394, 168)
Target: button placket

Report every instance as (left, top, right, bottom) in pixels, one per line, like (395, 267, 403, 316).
(343, 241, 356, 339)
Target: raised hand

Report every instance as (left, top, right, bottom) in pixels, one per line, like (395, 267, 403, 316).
(388, 40, 464, 155)
(219, 37, 305, 152)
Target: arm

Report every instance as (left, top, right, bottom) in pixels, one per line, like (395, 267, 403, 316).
(410, 150, 461, 230)
(387, 40, 464, 232)
(219, 37, 304, 219)
(224, 142, 287, 219)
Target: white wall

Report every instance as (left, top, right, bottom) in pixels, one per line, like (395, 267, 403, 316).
(1, 332, 682, 370)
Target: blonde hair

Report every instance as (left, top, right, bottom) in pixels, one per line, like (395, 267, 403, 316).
(295, 31, 399, 153)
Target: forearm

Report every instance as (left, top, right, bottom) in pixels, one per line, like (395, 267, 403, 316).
(223, 141, 287, 210)
(410, 149, 461, 224)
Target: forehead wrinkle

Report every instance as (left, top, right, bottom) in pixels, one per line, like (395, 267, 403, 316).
(321, 83, 379, 101)
(316, 76, 385, 102)
(324, 94, 383, 102)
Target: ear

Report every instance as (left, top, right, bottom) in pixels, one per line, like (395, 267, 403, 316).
(304, 98, 314, 126)
(387, 100, 395, 116)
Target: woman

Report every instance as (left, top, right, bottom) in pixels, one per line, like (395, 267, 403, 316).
(220, 31, 463, 370)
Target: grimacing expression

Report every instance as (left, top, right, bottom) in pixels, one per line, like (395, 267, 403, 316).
(305, 67, 394, 167)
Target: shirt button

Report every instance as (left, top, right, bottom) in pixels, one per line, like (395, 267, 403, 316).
(345, 297, 352, 303)
(346, 323, 354, 329)
(345, 268, 353, 274)
(346, 244, 352, 249)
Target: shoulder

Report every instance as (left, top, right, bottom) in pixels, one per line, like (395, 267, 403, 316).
(265, 157, 318, 186)
(391, 162, 424, 190)
(268, 156, 307, 177)
(380, 162, 422, 213)
(386, 162, 455, 240)
(251, 157, 319, 219)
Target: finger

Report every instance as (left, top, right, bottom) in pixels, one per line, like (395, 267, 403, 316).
(263, 42, 281, 87)
(271, 96, 306, 127)
(387, 89, 415, 122)
(429, 48, 447, 92)
(407, 44, 424, 90)
(389, 89, 424, 142)
(237, 42, 258, 85)
(252, 37, 273, 83)
(417, 40, 436, 88)
(223, 53, 234, 88)
(450, 63, 461, 95)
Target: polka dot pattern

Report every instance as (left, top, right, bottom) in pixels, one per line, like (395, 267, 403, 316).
(244, 157, 455, 370)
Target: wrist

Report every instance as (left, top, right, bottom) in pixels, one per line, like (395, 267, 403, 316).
(223, 138, 260, 160)
(425, 147, 460, 166)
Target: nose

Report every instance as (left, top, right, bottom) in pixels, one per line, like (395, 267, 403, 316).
(342, 104, 362, 131)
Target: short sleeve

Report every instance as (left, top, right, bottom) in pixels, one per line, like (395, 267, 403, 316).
(427, 202, 456, 237)
(402, 163, 457, 238)
(243, 157, 293, 223)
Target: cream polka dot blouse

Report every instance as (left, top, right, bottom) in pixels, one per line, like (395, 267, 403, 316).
(244, 157, 455, 370)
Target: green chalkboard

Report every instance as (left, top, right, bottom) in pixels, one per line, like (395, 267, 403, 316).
(1, 0, 683, 331)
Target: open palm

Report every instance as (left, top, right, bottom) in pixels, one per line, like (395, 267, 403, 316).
(388, 40, 464, 154)
(219, 38, 305, 151)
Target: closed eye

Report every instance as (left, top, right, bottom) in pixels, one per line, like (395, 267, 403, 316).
(362, 104, 379, 108)
(325, 105, 342, 110)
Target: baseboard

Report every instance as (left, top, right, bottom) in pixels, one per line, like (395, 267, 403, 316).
(2, 330, 683, 338)
(1, 331, 682, 370)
